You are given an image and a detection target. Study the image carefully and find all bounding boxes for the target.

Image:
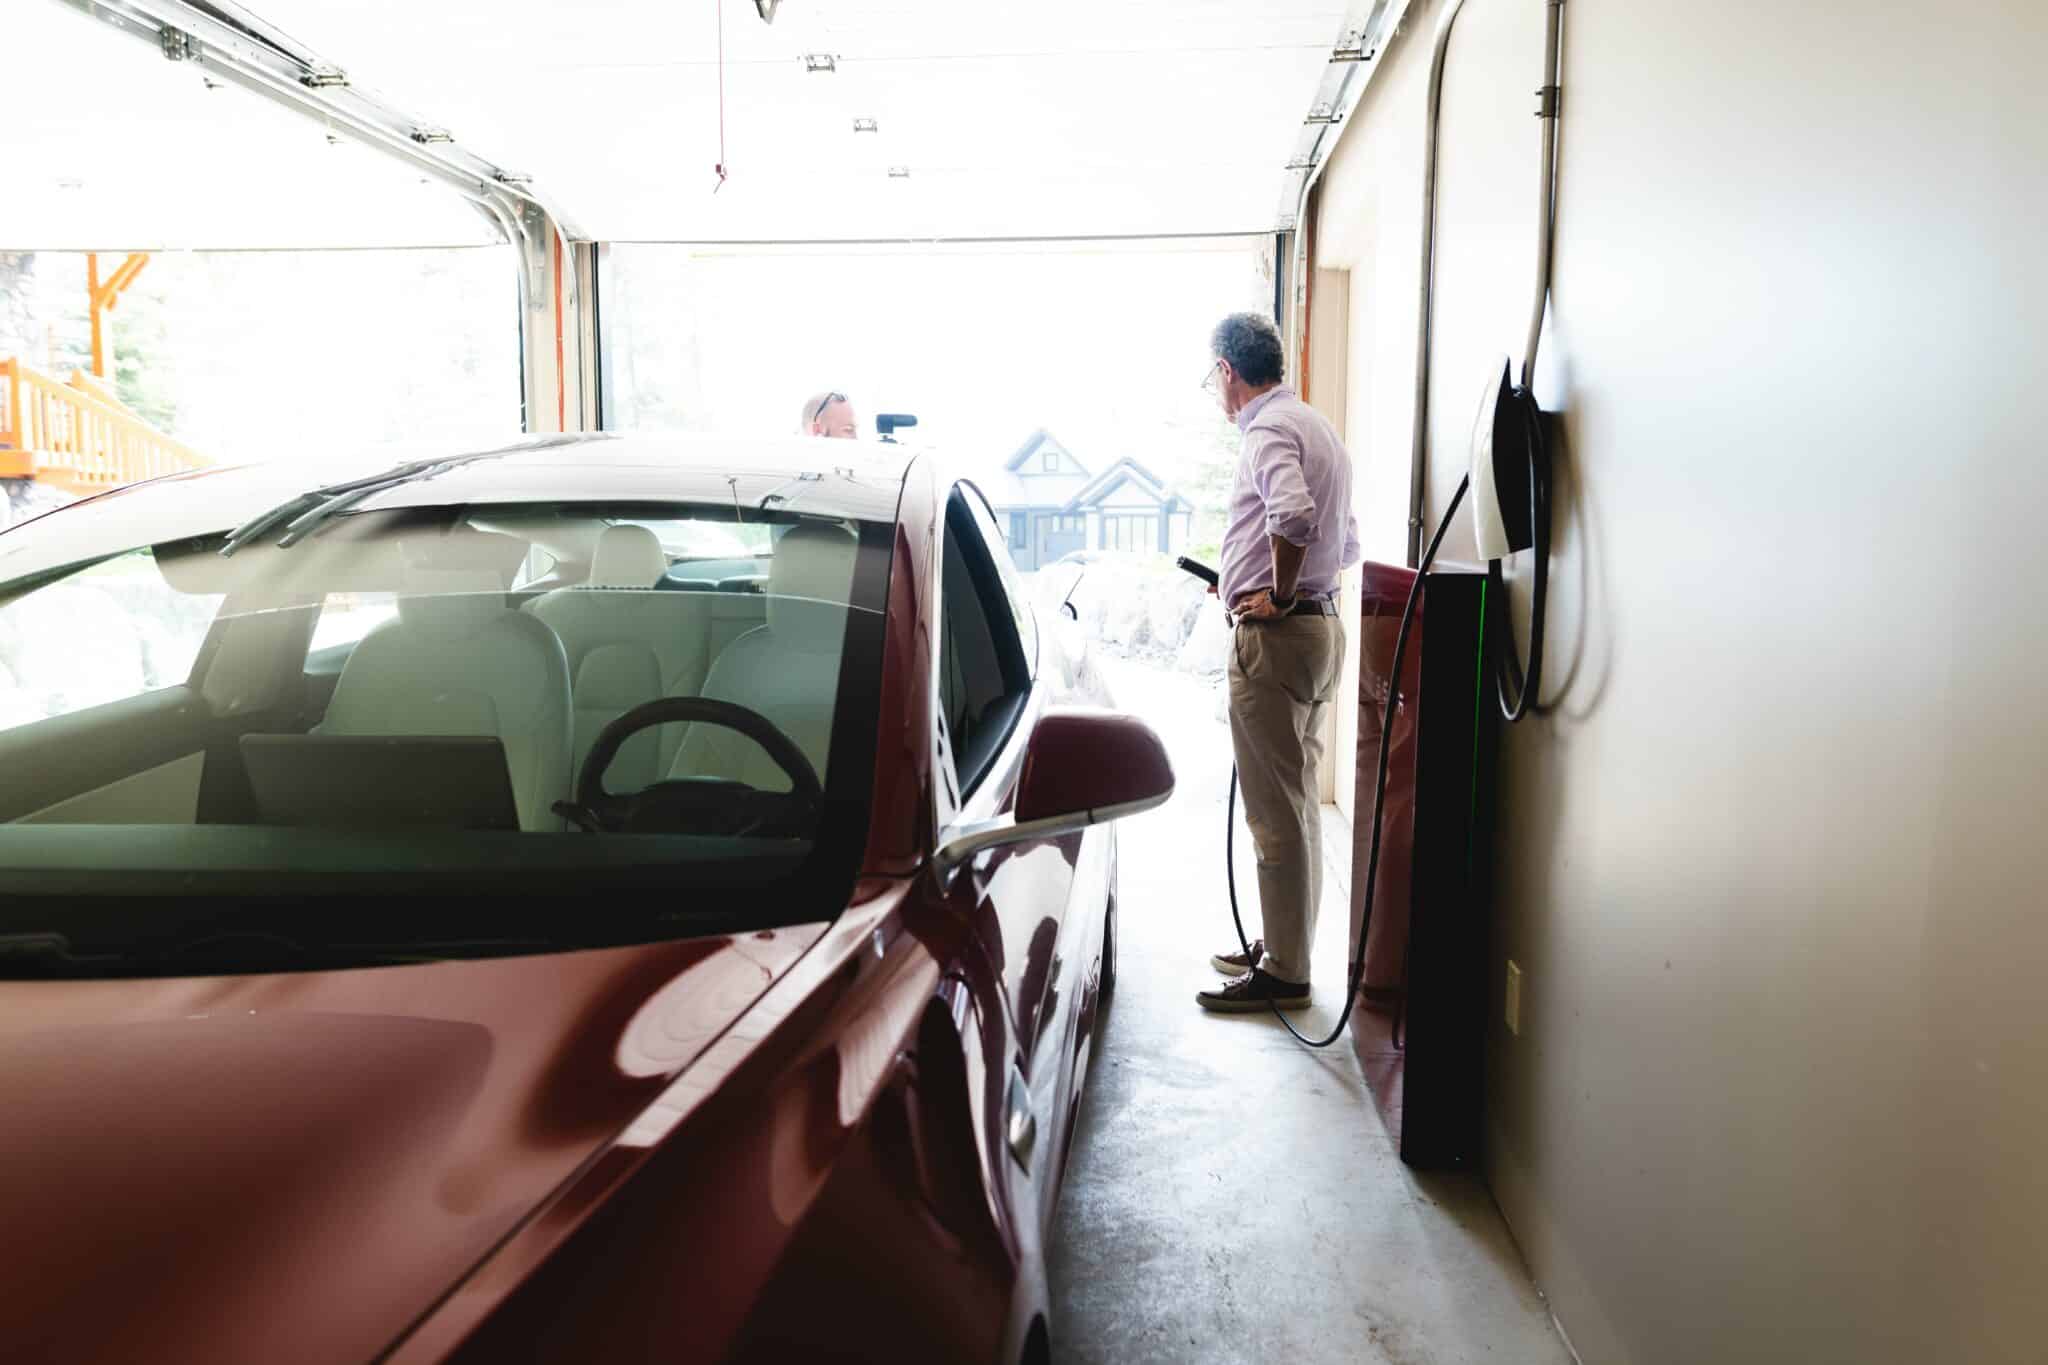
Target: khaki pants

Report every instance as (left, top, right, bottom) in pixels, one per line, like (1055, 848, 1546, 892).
(1227, 613, 1346, 985)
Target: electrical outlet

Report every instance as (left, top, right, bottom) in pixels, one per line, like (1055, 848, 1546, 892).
(1505, 960, 1524, 1036)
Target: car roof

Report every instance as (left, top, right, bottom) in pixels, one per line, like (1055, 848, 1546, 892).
(339, 434, 917, 517)
(0, 432, 920, 584)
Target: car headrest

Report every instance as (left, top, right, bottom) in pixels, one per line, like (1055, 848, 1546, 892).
(396, 569, 509, 635)
(767, 522, 858, 637)
(589, 524, 667, 588)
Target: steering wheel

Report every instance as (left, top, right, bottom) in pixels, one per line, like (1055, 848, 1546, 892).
(554, 697, 823, 836)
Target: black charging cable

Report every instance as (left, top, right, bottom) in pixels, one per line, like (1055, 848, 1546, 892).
(1208, 475, 1470, 1048)
(1489, 389, 1551, 723)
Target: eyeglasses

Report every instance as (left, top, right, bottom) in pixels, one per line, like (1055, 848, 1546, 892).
(810, 391, 848, 426)
(1201, 360, 1222, 394)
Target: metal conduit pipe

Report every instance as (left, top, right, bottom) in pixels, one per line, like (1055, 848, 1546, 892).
(1408, 0, 1566, 565)
(1523, 0, 1566, 389)
(1405, 0, 1473, 567)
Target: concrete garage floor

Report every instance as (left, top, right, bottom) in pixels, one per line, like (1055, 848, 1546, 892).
(1048, 659, 1572, 1365)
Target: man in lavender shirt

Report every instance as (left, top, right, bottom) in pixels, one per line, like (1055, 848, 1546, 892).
(1196, 313, 1360, 1013)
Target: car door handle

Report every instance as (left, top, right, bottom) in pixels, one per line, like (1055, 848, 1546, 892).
(1005, 1063, 1037, 1173)
(1040, 953, 1063, 1024)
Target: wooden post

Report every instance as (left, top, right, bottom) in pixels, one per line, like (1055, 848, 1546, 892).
(87, 253, 105, 379)
(86, 252, 150, 379)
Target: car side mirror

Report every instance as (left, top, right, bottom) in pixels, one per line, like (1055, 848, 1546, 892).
(934, 708, 1174, 874)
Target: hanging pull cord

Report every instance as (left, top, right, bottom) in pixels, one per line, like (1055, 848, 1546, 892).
(1224, 475, 1470, 1049)
(713, 0, 729, 192)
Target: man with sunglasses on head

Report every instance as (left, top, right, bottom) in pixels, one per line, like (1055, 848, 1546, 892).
(802, 391, 858, 439)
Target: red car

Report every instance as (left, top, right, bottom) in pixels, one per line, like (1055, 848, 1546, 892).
(0, 435, 1173, 1364)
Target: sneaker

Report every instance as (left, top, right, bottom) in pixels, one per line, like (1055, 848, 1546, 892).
(1196, 968, 1312, 1013)
(1209, 938, 1264, 975)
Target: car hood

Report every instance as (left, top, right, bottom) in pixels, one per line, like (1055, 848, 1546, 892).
(0, 926, 826, 1365)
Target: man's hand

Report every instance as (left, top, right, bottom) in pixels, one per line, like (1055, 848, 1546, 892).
(1229, 536, 1308, 623)
(1231, 589, 1285, 622)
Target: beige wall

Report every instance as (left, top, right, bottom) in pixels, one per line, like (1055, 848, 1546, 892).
(1304, 265, 1356, 807)
(1313, 2, 2048, 1361)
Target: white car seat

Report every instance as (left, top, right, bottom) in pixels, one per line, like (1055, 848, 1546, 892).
(527, 524, 712, 791)
(671, 522, 858, 792)
(319, 569, 573, 832)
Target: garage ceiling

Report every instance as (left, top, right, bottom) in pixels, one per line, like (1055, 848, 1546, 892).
(5, 0, 1370, 248)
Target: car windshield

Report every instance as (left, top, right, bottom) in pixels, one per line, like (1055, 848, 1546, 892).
(0, 490, 889, 976)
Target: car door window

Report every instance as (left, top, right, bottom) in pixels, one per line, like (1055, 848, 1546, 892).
(940, 488, 1080, 1070)
(959, 482, 1037, 677)
(938, 489, 1031, 796)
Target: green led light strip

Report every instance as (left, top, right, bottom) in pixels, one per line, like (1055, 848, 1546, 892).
(1465, 576, 1488, 878)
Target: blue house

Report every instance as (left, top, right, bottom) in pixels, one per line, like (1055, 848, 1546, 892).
(979, 430, 1194, 571)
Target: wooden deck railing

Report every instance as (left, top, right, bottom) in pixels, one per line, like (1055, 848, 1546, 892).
(0, 357, 211, 493)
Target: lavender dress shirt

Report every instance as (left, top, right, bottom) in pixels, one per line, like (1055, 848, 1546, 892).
(1217, 386, 1361, 605)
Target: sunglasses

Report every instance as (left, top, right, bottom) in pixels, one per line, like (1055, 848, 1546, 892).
(810, 392, 848, 426)
(1201, 360, 1222, 394)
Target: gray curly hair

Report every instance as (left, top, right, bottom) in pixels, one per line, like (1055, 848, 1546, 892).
(1210, 312, 1285, 387)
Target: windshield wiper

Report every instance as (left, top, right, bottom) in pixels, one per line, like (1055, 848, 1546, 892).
(218, 434, 602, 557)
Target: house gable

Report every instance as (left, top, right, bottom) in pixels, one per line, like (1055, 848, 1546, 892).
(1004, 428, 1090, 480)
(1066, 457, 1187, 513)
